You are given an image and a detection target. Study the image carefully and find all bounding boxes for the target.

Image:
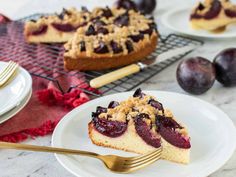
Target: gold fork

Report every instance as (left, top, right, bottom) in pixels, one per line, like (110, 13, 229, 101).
(0, 61, 18, 87)
(0, 142, 162, 173)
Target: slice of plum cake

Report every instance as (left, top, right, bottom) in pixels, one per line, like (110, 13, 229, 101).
(88, 89, 191, 164)
(190, 0, 236, 32)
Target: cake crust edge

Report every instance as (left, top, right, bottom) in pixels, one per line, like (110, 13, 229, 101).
(64, 34, 158, 71)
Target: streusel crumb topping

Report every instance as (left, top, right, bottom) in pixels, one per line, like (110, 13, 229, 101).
(98, 91, 188, 135)
(25, 8, 89, 33)
(25, 6, 157, 57)
(63, 7, 157, 57)
(100, 95, 164, 123)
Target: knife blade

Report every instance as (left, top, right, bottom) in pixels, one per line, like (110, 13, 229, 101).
(90, 45, 198, 88)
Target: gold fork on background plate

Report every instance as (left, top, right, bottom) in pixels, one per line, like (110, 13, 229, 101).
(0, 142, 162, 173)
(0, 61, 18, 87)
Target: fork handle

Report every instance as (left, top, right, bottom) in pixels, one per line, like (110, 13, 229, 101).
(0, 142, 99, 158)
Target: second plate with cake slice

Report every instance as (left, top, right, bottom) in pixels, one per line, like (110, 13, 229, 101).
(161, 1, 236, 39)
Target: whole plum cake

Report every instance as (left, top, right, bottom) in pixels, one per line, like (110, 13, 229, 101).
(24, 5, 158, 71)
(88, 89, 191, 164)
(190, 0, 236, 32)
(63, 6, 158, 71)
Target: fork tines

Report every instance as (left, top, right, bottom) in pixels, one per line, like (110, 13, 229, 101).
(0, 61, 19, 87)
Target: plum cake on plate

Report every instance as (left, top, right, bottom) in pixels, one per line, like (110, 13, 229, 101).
(190, 0, 236, 32)
(88, 89, 191, 164)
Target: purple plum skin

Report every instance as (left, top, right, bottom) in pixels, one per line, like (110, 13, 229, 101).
(176, 57, 216, 95)
(133, 0, 156, 14)
(213, 48, 236, 87)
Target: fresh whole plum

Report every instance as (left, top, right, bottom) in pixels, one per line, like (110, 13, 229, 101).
(133, 0, 157, 14)
(115, 0, 137, 10)
(176, 57, 216, 95)
(115, 0, 156, 14)
(213, 48, 236, 87)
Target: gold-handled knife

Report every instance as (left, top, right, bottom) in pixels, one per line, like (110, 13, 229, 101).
(90, 45, 198, 88)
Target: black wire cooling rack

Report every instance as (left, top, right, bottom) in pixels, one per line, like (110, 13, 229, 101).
(0, 14, 203, 97)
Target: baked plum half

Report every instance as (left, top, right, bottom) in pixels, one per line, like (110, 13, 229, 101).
(31, 25, 48, 35)
(156, 115, 191, 149)
(134, 113, 161, 148)
(92, 106, 127, 137)
(51, 23, 77, 32)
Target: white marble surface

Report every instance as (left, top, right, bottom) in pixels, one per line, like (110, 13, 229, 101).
(0, 0, 236, 177)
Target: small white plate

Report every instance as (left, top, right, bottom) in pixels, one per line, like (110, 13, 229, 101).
(0, 88, 32, 124)
(52, 91, 236, 177)
(0, 61, 32, 116)
(161, 7, 236, 39)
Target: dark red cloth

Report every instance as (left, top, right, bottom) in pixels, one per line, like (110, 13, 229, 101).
(0, 75, 91, 142)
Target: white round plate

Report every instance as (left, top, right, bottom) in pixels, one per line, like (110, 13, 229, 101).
(0, 61, 32, 116)
(161, 7, 236, 39)
(0, 89, 32, 124)
(52, 91, 236, 177)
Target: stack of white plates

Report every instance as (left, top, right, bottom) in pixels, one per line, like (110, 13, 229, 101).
(0, 61, 32, 124)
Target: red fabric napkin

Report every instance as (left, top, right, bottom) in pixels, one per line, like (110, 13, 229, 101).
(0, 13, 11, 24)
(0, 74, 92, 142)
